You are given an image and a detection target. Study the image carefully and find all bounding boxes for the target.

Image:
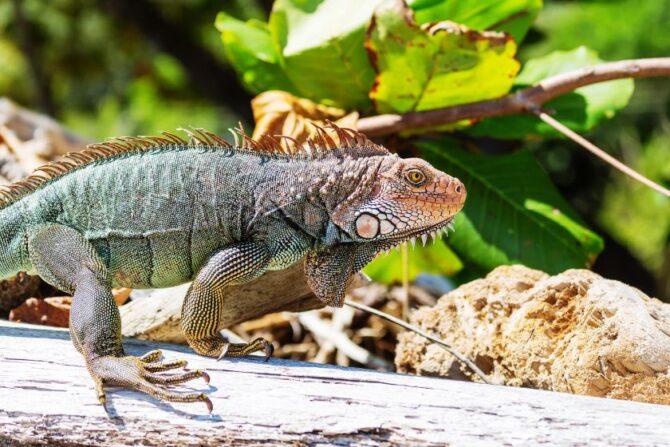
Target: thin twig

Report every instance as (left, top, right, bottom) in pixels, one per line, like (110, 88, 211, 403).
(400, 243, 409, 320)
(344, 300, 492, 384)
(536, 111, 670, 197)
(358, 58, 670, 136)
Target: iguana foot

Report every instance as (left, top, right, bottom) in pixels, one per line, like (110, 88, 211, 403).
(217, 337, 274, 361)
(187, 335, 273, 361)
(89, 352, 212, 412)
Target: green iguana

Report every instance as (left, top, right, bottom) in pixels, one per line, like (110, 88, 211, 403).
(0, 125, 466, 411)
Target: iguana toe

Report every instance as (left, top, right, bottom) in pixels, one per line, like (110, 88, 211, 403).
(144, 369, 210, 386)
(140, 349, 163, 363)
(143, 358, 189, 372)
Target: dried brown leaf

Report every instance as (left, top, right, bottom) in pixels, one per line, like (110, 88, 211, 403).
(251, 90, 359, 153)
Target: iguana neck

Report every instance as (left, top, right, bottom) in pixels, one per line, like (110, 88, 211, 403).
(254, 155, 387, 246)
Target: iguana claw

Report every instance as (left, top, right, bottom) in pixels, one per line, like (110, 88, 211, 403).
(263, 342, 274, 362)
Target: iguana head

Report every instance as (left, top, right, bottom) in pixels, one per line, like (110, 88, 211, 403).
(332, 156, 466, 247)
(306, 155, 466, 307)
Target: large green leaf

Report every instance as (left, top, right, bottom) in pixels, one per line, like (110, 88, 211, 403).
(364, 239, 463, 284)
(217, 1, 381, 109)
(467, 47, 635, 139)
(269, 0, 382, 109)
(215, 12, 296, 94)
(367, 0, 520, 114)
(407, 0, 543, 43)
(418, 138, 604, 274)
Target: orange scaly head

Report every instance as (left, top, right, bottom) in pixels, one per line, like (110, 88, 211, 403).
(332, 157, 466, 246)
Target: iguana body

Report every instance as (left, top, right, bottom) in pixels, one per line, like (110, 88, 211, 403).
(0, 127, 466, 411)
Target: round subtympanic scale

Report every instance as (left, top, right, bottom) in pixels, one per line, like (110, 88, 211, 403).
(355, 213, 380, 239)
(380, 220, 395, 235)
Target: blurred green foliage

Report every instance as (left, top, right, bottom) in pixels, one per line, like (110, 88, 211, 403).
(525, 0, 670, 61)
(0, 0, 245, 138)
(364, 240, 463, 283)
(599, 130, 670, 271)
(217, 0, 383, 109)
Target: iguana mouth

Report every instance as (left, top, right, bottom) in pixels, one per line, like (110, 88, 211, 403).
(376, 216, 457, 256)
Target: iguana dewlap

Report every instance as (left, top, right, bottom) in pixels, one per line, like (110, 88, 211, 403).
(0, 126, 466, 411)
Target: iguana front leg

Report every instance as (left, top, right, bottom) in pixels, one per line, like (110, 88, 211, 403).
(181, 242, 273, 359)
(27, 224, 211, 411)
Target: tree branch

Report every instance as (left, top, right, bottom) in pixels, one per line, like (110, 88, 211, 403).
(357, 58, 670, 137)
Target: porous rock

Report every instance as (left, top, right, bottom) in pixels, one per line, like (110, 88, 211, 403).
(395, 265, 670, 404)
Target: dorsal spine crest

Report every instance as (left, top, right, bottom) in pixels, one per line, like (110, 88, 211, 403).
(0, 124, 387, 210)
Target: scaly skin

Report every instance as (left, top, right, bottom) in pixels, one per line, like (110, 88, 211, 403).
(0, 127, 466, 412)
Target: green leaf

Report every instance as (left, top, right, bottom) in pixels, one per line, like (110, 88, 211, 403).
(367, 0, 520, 114)
(418, 138, 604, 274)
(524, 199, 603, 261)
(407, 0, 543, 43)
(215, 12, 295, 93)
(364, 239, 463, 284)
(268, 0, 381, 109)
(467, 47, 635, 139)
(445, 212, 512, 271)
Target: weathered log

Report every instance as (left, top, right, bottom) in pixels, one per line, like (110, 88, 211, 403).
(1, 320, 670, 446)
(119, 261, 367, 344)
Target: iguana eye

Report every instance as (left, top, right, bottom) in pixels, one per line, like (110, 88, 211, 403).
(405, 169, 426, 185)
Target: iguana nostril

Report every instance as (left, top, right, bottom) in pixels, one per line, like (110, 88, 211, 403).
(454, 180, 466, 199)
